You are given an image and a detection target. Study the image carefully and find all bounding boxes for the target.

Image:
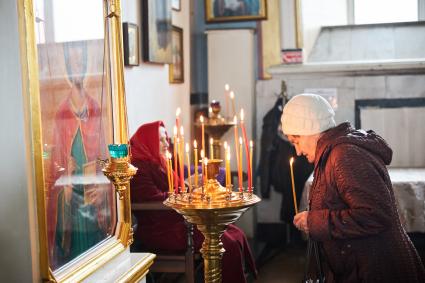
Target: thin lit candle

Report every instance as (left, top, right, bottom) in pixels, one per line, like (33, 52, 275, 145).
(200, 149, 205, 185)
(289, 157, 298, 214)
(226, 147, 231, 190)
(200, 115, 205, 155)
(194, 140, 198, 187)
(204, 158, 209, 182)
(179, 127, 185, 192)
(165, 150, 172, 193)
(176, 137, 180, 193)
(209, 107, 213, 118)
(186, 143, 192, 193)
(224, 142, 228, 187)
(233, 115, 241, 191)
(240, 109, 252, 192)
(250, 140, 253, 191)
(175, 107, 181, 130)
(239, 137, 243, 192)
(168, 152, 174, 193)
(173, 126, 178, 193)
(230, 91, 236, 117)
(210, 137, 214, 159)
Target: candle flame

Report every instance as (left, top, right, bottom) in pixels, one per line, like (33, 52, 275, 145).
(230, 91, 234, 99)
(225, 84, 230, 91)
(193, 140, 197, 148)
(240, 109, 244, 121)
(250, 140, 253, 148)
(180, 126, 184, 136)
(176, 108, 181, 116)
(239, 137, 243, 145)
(185, 143, 189, 153)
(204, 158, 209, 165)
(166, 150, 170, 157)
(200, 149, 205, 158)
(226, 151, 231, 160)
(233, 115, 237, 124)
(200, 115, 204, 123)
(224, 141, 228, 149)
(210, 137, 213, 145)
(167, 151, 172, 159)
(173, 125, 178, 135)
(290, 157, 294, 165)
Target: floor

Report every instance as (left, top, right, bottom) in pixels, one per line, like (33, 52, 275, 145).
(147, 233, 425, 283)
(255, 245, 306, 283)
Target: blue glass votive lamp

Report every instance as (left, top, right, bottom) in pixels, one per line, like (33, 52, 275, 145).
(108, 144, 129, 158)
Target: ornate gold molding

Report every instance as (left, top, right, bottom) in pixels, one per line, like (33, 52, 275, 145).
(17, 0, 51, 280)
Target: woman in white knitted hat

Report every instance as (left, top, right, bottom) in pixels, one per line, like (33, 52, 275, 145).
(281, 93, 425, 283)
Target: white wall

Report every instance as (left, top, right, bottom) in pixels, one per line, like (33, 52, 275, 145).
(0, 1, 38, 281)
(122, 0, 191, 138)
(207, 29, 256, 237)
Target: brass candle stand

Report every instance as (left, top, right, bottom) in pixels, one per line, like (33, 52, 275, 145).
(164, 159, 260, 283)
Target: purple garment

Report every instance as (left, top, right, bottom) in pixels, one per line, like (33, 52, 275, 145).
(184, 165, 226, 187)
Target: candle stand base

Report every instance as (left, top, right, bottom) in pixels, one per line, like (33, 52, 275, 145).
(164, 160, 260, 283)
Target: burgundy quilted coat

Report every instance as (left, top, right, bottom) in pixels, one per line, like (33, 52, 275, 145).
(308, 122, 425, 283)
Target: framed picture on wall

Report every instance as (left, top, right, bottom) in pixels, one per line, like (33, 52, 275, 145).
(123, 22, 139, 66)
(205, 0, 267, 23)
(172, 0, 181, 11)
(142, 0, 173, 64)
(169, 26, 184, 83)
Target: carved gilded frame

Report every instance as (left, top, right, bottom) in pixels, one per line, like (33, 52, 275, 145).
(18, 0, 133, 281)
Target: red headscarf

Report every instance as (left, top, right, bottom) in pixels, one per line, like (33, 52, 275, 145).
(130, 121, 168, 169)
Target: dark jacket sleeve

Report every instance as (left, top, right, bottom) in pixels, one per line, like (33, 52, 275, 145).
(309, 144, 393, 241)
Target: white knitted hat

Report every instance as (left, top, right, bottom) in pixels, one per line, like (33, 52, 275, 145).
(281, 93, 336, 135)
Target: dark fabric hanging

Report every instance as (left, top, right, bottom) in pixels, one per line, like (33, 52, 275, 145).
(258, 97, 313, 222)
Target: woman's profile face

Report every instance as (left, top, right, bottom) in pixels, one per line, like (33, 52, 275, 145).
(159, 126, 169, 157)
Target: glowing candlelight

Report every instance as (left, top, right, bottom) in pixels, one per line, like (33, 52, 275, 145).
(230, 91, 236, 117)
(200, 115, 205, 155)
(186, 143, 192, 193)
(240, 109, 252, 192)
(173, 126, 178, 193)
(194, 140, 198, 187)
(289, 157, 298, 214)
(210, 138, 214, 159)
(239, 137, 243, 192)
(179, 126, 185, 192)
(166, 150, 172, 193)
(209, 107, 213, 118)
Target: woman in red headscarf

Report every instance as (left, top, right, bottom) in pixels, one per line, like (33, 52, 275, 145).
(130, 121, 257, 283)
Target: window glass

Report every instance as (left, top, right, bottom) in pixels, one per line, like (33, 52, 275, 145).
(34, 0, 117, 271)
(355, 0, 418, 24)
